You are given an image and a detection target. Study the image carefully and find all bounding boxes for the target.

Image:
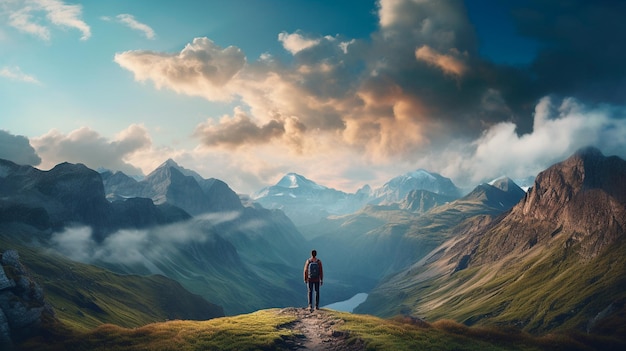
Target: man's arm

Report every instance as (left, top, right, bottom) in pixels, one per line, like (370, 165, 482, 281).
(303, 260, 309, 282)
(319, 260, 323, 284)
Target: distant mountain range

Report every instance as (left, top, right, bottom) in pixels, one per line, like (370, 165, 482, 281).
(252, 169, 464, 227)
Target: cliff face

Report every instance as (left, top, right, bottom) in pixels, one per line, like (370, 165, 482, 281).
(0, 250, 55, 348)
(517, 147, 626, 257)
(466, 147, 626, 264)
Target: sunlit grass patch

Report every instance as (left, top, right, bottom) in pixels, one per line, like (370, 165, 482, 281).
(22, 309, 298, 351)
(331, 311, 546, 351)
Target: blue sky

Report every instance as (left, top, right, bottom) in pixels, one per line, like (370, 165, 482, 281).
(1, 0, 625, 194)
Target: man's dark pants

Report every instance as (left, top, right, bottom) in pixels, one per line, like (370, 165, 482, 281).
(307, 281, 320, 308)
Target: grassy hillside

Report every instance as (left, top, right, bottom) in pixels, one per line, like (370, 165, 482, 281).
(359, 219, 626, 343)
(20, 308, 620, 351)
(0, 229, 223, 331)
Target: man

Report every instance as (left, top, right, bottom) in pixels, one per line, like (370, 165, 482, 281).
(303, 249, 323, 311)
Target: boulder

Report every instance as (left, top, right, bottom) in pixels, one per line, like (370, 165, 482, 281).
(0, 250, 55, 347)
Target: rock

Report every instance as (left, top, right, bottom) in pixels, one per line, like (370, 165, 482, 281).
(0, 308, 11, 347)
(0, 267, 15, 290)
(0, 250, 55, 347)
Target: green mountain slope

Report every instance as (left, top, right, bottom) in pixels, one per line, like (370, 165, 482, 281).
(0, 227, 224, 331)
(84, 208, 308, 315)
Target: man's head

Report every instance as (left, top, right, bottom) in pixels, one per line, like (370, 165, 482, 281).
(311, 249, 317, 257)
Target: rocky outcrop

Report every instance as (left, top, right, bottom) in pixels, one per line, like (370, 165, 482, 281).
(505, 147, 626, 259)
(0, 250, 55, 348)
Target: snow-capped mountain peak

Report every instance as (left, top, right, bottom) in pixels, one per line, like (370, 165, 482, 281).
(406, 169, 437, 181)
(275, 173, 327, 190)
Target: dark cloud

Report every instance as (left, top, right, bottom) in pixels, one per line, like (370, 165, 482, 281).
(194, 109, 286, 148)
(0, 130, 41, 166)
(512, 0, 626, 103)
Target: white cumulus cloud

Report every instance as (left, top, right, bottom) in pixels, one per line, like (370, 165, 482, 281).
(278, 31, 321, 54)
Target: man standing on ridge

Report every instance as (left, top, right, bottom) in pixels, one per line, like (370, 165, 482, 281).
(304, 249, 323, 312)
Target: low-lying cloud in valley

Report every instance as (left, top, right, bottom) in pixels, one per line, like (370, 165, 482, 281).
(49, 212, 246, 272)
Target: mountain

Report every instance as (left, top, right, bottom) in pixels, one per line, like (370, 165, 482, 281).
(307, 176, 525, 303)
(369, 169, 462, 205)
(252, 173, 369, 226)
(252, 169, 461, 228)
(102, 159, 243, 216)
(357, 147, 626, 339)
(0, 160, 189, 241)
(100, 161, 309, 314)
(462, 176, 527, 211)
(399, 189, 456, 213)
(0, 158, 309, 315)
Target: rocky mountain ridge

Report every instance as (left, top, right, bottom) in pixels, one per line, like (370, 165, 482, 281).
(102, 159, 243, 216)
(0, 160, 190, 241)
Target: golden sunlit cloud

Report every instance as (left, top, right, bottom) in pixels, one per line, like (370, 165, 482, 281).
(415, 45, 467, 77)
(114, 38, 245, 101)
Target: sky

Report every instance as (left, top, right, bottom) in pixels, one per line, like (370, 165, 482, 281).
(1, 0, 625, 195)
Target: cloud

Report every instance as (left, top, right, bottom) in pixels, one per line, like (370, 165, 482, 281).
(0, 66, 40, 84)
(30, 124, 150, 175)
(114, 37, 246, 101)
(436, 97, 626, 189)
(5, 0, 91, 40)
(278, 31, 321, 54)
(109, 0, 626, 194)
(48, 213, 248, 270)
(415, 45, 467, 77)
(194, 107, 286, 148)
(115, 14, 156, 39)
(0, 130, 41, 165)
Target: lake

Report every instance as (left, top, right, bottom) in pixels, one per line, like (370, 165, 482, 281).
(323, 293, 368, 312)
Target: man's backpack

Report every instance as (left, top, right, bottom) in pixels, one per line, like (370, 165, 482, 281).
(308, 259, 320, 280)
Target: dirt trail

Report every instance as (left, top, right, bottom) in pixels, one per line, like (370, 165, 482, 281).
(277, 307, 365, 351)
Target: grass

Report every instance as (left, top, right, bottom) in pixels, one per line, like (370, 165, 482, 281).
(21, 309, 617, 351)
(22, 309, 298, 351)
(365, 224, 626, 343)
